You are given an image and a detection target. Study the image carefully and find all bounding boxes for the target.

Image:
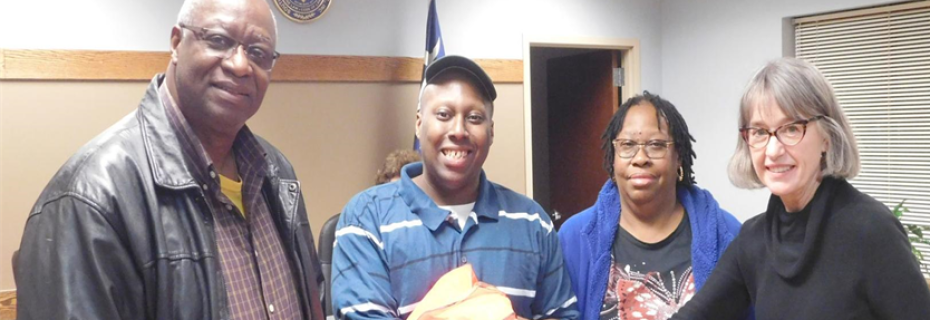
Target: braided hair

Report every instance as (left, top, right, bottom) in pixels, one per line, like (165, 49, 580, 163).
(601, 91, 697, 187)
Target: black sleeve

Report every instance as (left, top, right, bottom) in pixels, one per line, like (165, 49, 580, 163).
(15, 196, 143, 320)
(863, 214, 930, 319)
(670, 231, 752, 320)
(294, 179, 328, 320)
(268, 142, 328, 319)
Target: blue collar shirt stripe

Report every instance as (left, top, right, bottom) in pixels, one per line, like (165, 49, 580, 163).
(331, 162, 580, 319)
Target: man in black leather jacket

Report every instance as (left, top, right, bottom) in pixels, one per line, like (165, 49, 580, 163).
(14, 0, 325, 319)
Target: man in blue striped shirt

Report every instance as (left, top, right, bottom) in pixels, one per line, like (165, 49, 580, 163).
(331, 55, 579, 320)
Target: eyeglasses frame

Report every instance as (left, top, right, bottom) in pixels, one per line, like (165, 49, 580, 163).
(612, 139, 675, 159)
(177, 23, 281, 72)
(739, 115, 827, 149)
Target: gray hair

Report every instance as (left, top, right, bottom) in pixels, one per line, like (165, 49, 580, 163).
(176, 0, 279, 41)
(728, 58, 860, 189)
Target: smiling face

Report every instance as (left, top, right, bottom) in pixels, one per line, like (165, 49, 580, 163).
(749, 97, 828, 211)
(415, 71, 494, 205)
(613, 103, 679, 207)
(167, 0, 276, 137)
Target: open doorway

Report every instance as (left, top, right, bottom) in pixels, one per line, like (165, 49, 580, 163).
(522, 37, 641, 229)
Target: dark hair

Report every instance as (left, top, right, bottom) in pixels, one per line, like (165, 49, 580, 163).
(375, 149, 421, 185)
(601, 91, 697, 187)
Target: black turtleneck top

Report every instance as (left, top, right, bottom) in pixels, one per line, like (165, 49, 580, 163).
(670, 177, 930, 320)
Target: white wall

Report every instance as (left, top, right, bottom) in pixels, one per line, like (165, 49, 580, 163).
(659, 0, 899, 221)
(0, 0, 186, 51)
(0, 0, 663, 91)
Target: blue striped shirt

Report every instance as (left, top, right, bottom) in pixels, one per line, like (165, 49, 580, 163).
(332, 162, 579, 319)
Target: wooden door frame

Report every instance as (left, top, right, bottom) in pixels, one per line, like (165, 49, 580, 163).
(522, 35, 641, 197)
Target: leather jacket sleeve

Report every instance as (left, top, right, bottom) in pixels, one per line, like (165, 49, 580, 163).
(16, 195, 144, 320)
(259, 137, 327, 320)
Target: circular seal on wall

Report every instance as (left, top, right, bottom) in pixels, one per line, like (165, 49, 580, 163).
(273, 0, 333, 23)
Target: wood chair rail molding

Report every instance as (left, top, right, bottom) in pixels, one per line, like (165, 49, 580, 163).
(0, 49, 522, 83)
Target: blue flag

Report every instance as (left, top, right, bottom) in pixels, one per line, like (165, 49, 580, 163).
(415, 0, 445, 150)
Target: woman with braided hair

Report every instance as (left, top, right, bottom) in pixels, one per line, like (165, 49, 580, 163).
(559, 92, 745, 320)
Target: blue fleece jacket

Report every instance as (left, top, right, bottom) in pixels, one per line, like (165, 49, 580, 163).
(558, 180, 743, 320)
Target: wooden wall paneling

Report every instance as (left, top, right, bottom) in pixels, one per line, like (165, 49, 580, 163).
(0, 290, 15, 320)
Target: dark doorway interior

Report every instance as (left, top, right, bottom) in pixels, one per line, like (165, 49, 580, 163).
(530, 47, 620, 229)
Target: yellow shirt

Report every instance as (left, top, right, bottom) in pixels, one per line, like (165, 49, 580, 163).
(219, 174, 246, 218)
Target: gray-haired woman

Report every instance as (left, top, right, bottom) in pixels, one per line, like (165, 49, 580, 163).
(671, 58, 930, 320)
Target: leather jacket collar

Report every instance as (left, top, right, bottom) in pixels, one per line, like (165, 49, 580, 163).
(139, 75, 201, 190)
(139, 75, 280, 190)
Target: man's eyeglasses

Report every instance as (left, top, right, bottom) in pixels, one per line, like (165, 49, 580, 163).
(739, 115, 827, 149)
(178, 24, 280, 72)
(613, 140, 674, 159)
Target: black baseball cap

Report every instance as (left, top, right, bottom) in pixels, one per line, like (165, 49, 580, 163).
(424, 55, 497, 101)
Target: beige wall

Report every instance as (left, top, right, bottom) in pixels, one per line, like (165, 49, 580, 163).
(0, 80, 525, 290)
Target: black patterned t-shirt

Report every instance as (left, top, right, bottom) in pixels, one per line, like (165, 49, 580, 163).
(600, 212, 694, 320)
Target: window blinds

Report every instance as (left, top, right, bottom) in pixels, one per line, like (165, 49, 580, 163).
(795, 1, 930, 276)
